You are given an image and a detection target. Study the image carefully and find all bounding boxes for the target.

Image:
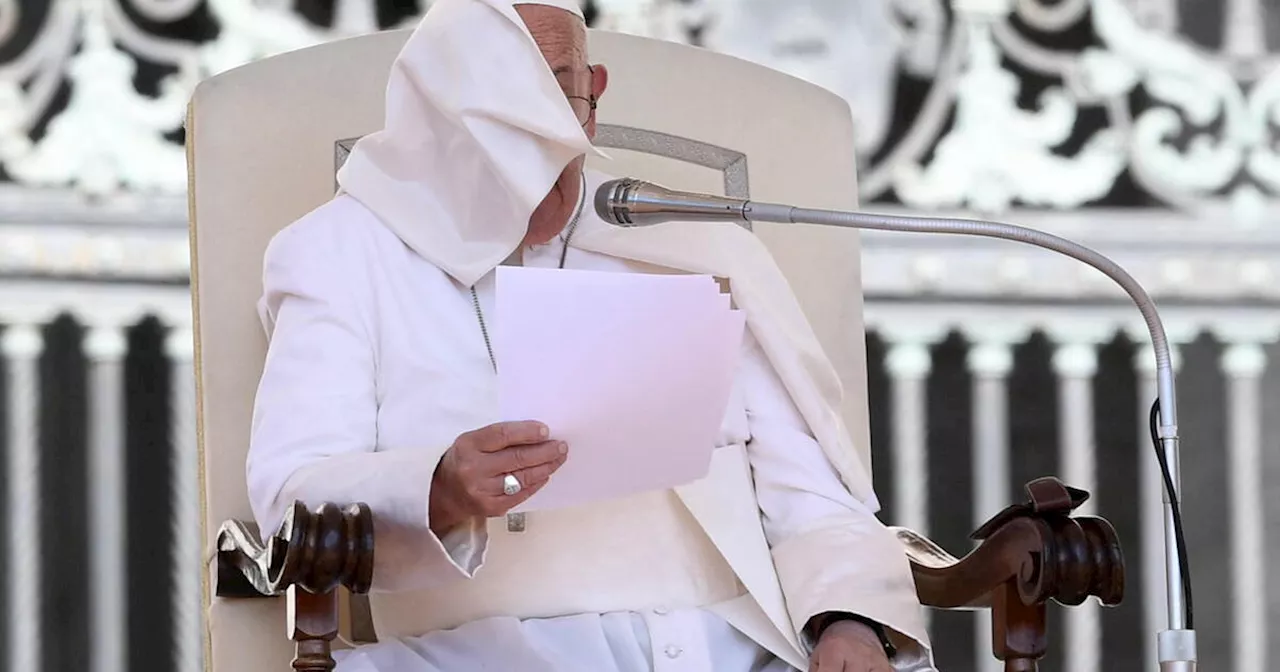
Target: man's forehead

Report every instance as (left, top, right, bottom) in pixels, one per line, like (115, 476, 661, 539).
(517, 6, 586, 70)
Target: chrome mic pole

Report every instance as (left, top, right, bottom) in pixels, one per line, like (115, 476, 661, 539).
(745, 202, 1198, 672)
(596, 178, 1198, 670)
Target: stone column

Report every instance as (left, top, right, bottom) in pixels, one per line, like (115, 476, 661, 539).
(967, 340, 1013, 672)
(886, 341, 933, 535)
(1221, 343, 1267, 672)
(167, 327, 204, 672)
(86, 325, 129, 672)
(4, 324, 44, 672)
(1054, 342, 1100, 672)
(332, 0, 377, 34)
(1223, 0, 1266, 61)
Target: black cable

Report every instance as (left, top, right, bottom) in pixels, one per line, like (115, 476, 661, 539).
(1149, 399, 1194, 630)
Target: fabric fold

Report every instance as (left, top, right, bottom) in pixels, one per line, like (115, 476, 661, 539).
(336, 0, 603, 289)
(770, 514, 931, 662)
(278, 450, 489, 592)
(249, 207, 489, 593)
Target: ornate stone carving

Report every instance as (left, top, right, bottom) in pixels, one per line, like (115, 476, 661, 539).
(6, 0, 1280, 221)
(0, 0, 397, 194)
(891, 17, 1126, 213)
(864, 0, 1280, 217)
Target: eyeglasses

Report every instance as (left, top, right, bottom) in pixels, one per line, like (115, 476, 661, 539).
(556, 65, 597, 129)
(566, 94, 597, 128)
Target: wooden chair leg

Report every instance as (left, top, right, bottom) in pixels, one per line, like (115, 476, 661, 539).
(991, 582, 1047, 672)
(289, 586, 338, 672)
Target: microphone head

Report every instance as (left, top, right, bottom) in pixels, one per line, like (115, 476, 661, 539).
(594, 178, 642, 226)
(593, 178, 748, 227)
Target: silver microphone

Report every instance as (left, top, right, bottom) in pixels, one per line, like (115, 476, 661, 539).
(594, 178, 750, 226)
(594, 176, 1198, 672)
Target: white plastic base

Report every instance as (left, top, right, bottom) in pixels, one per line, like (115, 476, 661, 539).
(1158, 629, 1197, 672)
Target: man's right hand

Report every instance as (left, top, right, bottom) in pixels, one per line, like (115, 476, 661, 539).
(428, 421, 568, 535)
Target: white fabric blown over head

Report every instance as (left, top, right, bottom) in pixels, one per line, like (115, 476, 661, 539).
(336, 0, 603, 288)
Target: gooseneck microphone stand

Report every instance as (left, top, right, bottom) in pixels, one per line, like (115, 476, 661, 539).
(597, 178, 1197, 672)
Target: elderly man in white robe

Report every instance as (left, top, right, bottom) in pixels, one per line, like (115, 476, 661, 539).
(246, 1, 936, 670)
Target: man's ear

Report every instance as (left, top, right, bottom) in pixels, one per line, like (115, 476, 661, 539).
(591, 63, 609, 98)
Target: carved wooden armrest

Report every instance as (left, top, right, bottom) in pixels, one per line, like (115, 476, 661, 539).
(215, 502, 375, 672)
(897, 477, 1125, 672)
(215, 482, 1121, 672)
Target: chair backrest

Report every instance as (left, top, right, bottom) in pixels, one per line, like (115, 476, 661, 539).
(188, 27, 869, 671)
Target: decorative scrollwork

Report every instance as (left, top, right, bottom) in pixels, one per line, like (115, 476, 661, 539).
(1014, 0, 1091, 33)
(9, 1, 190, 195)
(891, 18, 1126, 213)
(124, 0, 206, 24)
(6, 0, 1280, 221)
(894, 0, 948, 78)
(1041, 515, 1125, 606)
(905, 476, 1124, 611)
(880, 0, 1280, 218)
(901, 477, 1124, 671)
(0, 0, 425, 193)
(215, 501, 375, 599)
(0, 0, 725, 194)
(0, 0, 20, 45)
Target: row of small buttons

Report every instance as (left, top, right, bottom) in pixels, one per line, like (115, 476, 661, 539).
(652, 606, 683, 661)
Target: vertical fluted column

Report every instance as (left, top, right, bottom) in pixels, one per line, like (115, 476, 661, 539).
(1054, 343, 1099, 505)
(1053, 342, 1099, 672)
(332, 0, 377, 34)
(1135, 344, 1180, 670)
(1221, 342, 1267, 672)
(86, 325, 128, 672)
(4, 324, 44, 672)
(1223, 0, 1266, 60)
(967, 340, 1013, 672)
(886, 342, 933, 535)
(167, 327, 204, 672)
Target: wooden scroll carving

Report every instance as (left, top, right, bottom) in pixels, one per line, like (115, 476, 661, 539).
(215, 501, 374, 671)
(907, 477, 1125, 672)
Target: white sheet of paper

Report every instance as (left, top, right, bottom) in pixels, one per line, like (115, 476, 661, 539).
(494, 266, 745, 512)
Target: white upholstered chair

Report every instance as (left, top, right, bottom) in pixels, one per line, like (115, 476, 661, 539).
(186, 28, 1124, 672)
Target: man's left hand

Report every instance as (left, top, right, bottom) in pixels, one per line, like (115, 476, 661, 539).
(810, 620, 893, 672)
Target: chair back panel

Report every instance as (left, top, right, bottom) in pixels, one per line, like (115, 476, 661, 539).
(188, 27, 868, 671)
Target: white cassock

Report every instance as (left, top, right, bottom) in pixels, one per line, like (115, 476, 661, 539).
(247, 174, 935, 672)
(247, 0, 936, 670)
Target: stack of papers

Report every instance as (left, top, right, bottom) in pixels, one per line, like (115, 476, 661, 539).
(493, 266, 746, 513)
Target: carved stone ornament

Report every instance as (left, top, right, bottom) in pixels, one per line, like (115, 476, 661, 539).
(697, 0, 1280, 221)
(6, 0, 1280, 217)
